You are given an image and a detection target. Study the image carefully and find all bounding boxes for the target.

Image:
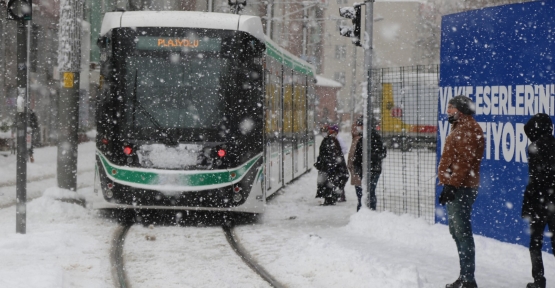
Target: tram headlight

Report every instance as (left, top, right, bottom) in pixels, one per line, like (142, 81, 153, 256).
(232, 193, 242, 202)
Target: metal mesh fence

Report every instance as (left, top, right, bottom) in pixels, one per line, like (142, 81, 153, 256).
(370, 65, 439, 224)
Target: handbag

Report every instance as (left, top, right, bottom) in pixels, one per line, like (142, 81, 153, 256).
(314, 156, 324, 171)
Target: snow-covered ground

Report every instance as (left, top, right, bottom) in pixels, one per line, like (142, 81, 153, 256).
(0, 135, 554, 287)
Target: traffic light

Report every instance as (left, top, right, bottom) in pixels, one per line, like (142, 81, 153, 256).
(7, 0, 32, 21)
(338, 4, 361, 46)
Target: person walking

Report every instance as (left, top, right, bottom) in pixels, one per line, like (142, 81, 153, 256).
(347, 118, 364, 211)
(522, 113, 555, 288)
(314, 124, 348, 206)
(367, 120, 386, 210)
(438, 96, 485, 288)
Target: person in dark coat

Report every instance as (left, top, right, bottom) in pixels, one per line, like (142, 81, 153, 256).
(315, 124, 349, 205)
(348, 119, 364, 211)
(522, 113, 555, 288)
(368, 122, 386, 210)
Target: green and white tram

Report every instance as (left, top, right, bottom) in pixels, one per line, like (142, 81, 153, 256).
(93, 11, 315, 214)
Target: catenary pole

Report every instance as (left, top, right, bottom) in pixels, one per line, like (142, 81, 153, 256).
(0, 1, 5, 116)
(363, 0, 374, 209)
(15, 16, 29, 234)
(350, 45, 357, 125)
(57, 0, 83, 191)
(6, 0, 32, 234)
(302, 2, 307, 57)
(265, 0, 273, 38)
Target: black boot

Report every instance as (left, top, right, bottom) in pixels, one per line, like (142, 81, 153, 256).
(526, 278, 546, 288)
(446, 279, 477, 288)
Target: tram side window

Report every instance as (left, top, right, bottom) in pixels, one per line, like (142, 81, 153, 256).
(292, 72, 308, 137)
(307, 79, 315, 134)
(283, 69, 293, 136)
(265, 59, 273, 136)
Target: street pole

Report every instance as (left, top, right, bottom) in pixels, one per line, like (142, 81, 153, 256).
(302, 2, 307, 57)
(0, 1, 5, 115)
(265, 0, 273, 38)
(57, 0, 83, 191)
(15, 19, 29, 235)
(350, 46, 357, 125)
(363, 0, 374, 209)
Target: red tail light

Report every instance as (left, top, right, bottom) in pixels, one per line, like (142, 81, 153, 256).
(101, 138, 109, 145)
(123, 146, 133, 155)
(217, 149, 226, 158)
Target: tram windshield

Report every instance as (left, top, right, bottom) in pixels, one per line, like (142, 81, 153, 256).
(114, 28, 240, 142)
(105, 27, 264, 143)
(125, 55, 228, 130)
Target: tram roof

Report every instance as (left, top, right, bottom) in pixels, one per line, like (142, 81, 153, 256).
(264, 37, 315, 77)
(100, 11, 314, 77)
(100, 11, 265, 42)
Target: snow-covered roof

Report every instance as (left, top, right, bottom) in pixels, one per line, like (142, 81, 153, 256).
(315, 75, 342, 88)
(100, 11, 265, 42)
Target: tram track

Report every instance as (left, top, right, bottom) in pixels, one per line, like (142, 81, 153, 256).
(111, 219, 285, 288)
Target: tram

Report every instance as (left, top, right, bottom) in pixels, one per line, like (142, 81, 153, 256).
(92, 11, 316, 214)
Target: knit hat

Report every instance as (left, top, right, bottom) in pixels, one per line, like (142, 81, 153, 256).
(328, 124, 339, 133)
(448, 95, 475, 115)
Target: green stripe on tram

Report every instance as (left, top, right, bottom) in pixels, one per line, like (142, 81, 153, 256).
(98, 152, 261, 187)
(265, 41, 313, 77)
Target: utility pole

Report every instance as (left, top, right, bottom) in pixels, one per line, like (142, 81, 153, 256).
(7, 0, 32, 234)
(339, 0, 375, 209)
(0, 1, 6, 117)
(363, 0, 374, 209)
(57, 0, 83, 191)
(302, 2, 308, 57)
(265, 0, 273, 38)
(208, 0, 213, 12)
(350, 46, 357, 125)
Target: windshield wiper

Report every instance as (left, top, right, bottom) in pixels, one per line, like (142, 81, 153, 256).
(132, 70, 178, 146)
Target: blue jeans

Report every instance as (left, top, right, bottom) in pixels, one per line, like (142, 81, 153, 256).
(446, 187, 478, 282)
(367, 171, 381, 210)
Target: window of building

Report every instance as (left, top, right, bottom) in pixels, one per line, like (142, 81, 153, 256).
(335, 45, 347, 60)
(334, 71, 346, 85)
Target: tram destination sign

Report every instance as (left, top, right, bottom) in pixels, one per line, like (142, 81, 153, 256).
(136, 37, 221, 51)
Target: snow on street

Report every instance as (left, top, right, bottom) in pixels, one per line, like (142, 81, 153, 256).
(0, 136, 554, 287)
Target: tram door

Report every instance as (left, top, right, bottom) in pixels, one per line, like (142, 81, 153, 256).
(307, 80, 316, 167)
(282, 69, 294, 184)
(264, 58, 283, 196)
(292, 72, 306, 178)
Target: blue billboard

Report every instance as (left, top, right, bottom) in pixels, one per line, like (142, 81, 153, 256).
(438, 0, 555, 253)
